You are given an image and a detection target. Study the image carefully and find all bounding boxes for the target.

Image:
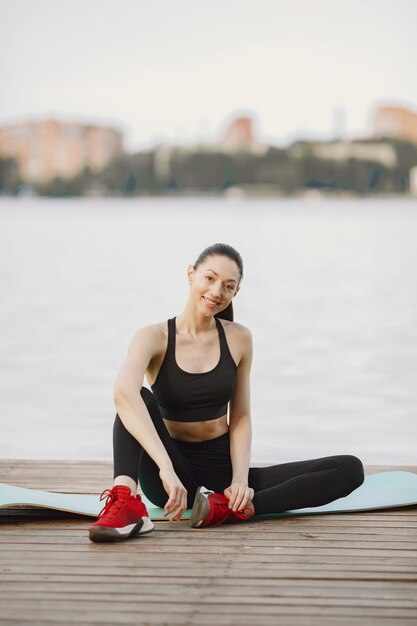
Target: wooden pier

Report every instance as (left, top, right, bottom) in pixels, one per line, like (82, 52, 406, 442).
(1, 460, 416, 625)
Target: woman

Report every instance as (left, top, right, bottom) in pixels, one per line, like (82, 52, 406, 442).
(88, 242, 364, 542)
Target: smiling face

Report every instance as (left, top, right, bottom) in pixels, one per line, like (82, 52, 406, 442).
(188, 254, 241, 315)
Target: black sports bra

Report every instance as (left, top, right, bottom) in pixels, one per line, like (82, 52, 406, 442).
(151, 316, 238, 422)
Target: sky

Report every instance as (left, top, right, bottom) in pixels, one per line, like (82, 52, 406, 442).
(1, 0, 416, 152)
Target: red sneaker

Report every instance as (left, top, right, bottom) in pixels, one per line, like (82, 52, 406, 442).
(190, 486, 254, 528)
(88, 485, 154, 542)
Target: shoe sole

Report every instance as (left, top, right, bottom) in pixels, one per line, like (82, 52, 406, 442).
(88, 516, 155, 543)
(190, 486, 211, 528)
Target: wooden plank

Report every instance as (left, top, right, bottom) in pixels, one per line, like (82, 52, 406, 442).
(0, 576, 415, 591)
(1, 593, 417, 616)
(2, 611, 415, 626)
(0, 527, 416, 544)
(0, 614, 414, 626)
(1, 544, 415, 564)
(2, 539, 417, 556)
(0, 598, 416, 618)
(5, 559, 411, 572)
(0, 582, 416, 606)
(2, 563, 417, 579)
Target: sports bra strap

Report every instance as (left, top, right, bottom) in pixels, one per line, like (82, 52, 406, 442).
(167, 317, 175, 353)
(215, 316, 227, 347)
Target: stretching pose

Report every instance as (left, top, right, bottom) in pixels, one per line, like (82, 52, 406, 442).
(88, 243, 364, 542)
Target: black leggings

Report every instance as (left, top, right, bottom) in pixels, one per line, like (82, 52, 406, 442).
(113, 387, 365, 515)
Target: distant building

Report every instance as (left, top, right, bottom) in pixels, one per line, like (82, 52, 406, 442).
(0, 118, 123, 183)
(219, 116, 266, 154)
(304, 140, 397, 168)
(372, 105, 417, 145)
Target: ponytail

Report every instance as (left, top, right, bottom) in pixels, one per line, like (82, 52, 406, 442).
(215, 300, 234, 322)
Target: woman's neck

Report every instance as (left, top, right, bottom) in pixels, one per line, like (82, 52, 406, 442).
(175, 305, 216, 337)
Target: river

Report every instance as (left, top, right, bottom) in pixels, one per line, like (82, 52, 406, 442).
(1, 195, 416, 466)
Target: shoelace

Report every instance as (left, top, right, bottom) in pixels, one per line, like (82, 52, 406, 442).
(207, 494, 253, 526)
(98, 488, 128, 519)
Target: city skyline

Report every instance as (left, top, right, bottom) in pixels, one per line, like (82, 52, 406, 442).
(1, 0, 416, 151)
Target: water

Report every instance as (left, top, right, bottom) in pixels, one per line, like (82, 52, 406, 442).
(1, 196, 416, 466)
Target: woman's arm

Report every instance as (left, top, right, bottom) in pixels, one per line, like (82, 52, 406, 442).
(225, 325, 254, 510)
(114, 325, 188, 520)
(113, 325, 173, 472)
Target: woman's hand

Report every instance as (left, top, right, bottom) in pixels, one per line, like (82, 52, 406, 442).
(224, 482, 254, 513)
(159, 466, 188, 521)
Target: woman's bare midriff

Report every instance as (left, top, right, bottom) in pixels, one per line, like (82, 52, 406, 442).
(163, 413, 229, 442)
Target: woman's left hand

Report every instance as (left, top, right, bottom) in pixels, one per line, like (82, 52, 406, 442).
(224, 482, 254, 512)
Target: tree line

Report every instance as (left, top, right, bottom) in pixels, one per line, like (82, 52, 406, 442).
(1, 138, 416, 197)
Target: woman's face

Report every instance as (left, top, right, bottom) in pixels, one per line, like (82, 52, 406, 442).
(188, 255, 241, 315)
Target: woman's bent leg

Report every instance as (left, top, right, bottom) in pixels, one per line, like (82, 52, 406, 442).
(249, 454, 365, 515)
(113, 386, 199, 508)
(113, 415, 142, 484)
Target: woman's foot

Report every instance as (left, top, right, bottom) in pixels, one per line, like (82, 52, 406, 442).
(190, 486, 255, 528)
(88, 485, 154, 542)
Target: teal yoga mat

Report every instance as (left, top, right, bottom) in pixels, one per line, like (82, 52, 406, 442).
(1, 471, 416, 520)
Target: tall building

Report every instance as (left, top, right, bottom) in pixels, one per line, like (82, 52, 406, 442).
(0, 118, 123, 183)
(220, 116, 265, 153)
(372, 105, 417, 145)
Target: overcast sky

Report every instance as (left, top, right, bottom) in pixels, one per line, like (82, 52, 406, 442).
(1, 0, 416, 151)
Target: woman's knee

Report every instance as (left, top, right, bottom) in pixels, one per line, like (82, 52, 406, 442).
(337, 454, 365, 491)
(140, 386, 160, 416)
(140, 385, 154, 403)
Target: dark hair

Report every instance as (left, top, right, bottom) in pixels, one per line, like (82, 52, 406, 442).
(193, 243, 243, 321)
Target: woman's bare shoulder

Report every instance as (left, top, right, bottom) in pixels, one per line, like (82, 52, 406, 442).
(218, 319, 253, 357)
(128, 320, 168, 355)
(219, 318, 252, 338)
(218, 319, 252, 367)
